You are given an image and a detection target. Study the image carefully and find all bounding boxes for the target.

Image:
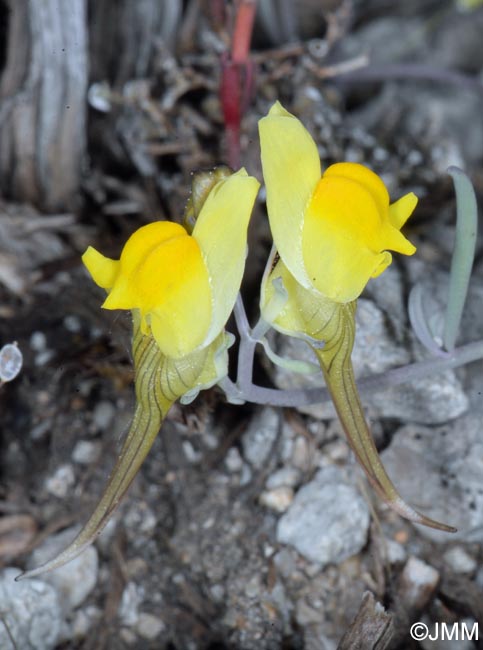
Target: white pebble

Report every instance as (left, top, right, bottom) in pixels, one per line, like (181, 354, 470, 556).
(63, 315, 82, 333)
(136, 612, 165, 640)
(72, 440, 101, 465)
(0, 343, 23, 382)
(30, 331, 47, 351)
(266, 467, 300, 490)
(92, 401, 116, 431)
(225, 447, 243, 472)
(45, 464, 75, 498)
(119, 582, 142, 626)
(260, 487, 294, 513)
(385, 539, 407, 565)
(182, 440, 202, 463)
(35, 350, 55, 367)
(444, 546, 477, 574)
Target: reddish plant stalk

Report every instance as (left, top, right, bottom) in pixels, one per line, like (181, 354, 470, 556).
(232, 0, 257, 63)
(219, 0, 257, 169)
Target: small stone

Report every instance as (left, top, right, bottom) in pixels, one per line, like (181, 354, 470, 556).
(63, 315, 82, 333)
(264, 543, 276, 557)
(401, 557, 439, 593)
(119, 628, 137, 645)
(225, 447, 243, 472)
(136, 612, 165, 640)
(210, 584, 225, 602)
(273, 549, 297, 579)
(124, 501, 157, 536)
(202, 432, 218, 449)
(202, 517, 215, 530)
(369, 370, 468, 424)
(72, 440, 101, 465)
(70, 606, 102, 640)
(0, 343, 23, 382)
(291, 436, 312, 472)
(385, 539, 407, 565)
(30, 331, 47, 351)
(322, 439, 351, 464)
(443, 547, 477, 574)
(277, 466, 370, 566)
(45, 464, 75, 498)
(266, 467, 301, 490)
(125, 557, 149, 579)
(28, 526, 99, 609)
(182, 440, 202, 463)
(119, 582, 143, 626)
(242, 407, 280, 469)
(239, 463, 252, 486)
(244, 575, 261, 599)
(0, 567, 62, 650)
(35, 350, 55, 367)
(260, 487, 294, 513)
(92, 401, 116, 431)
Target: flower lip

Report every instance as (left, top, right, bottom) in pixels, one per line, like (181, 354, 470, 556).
(84, 221, 212, 359)
(302, 166, 417, 302)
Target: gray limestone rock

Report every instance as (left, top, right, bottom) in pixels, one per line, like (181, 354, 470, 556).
(381, 414, 483, 542)
(276, 466, 370, 565)
(0, 568, 62, 650)
(28, 526, 99, 610)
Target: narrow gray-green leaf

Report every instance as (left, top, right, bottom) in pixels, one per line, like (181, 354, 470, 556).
(444, 167, 478, 351)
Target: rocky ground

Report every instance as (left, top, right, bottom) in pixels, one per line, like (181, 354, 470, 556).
(1, 1, 483, 649)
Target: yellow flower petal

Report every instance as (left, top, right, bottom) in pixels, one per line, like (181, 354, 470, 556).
(82, 246, 119, 289)
(103, 222, 212, 359)
(379, 222, 416, 256)
(323, 162, 390, 217)
(192, 168, 259, 347)
(117, 221, 187, 277)
(388, 192, 418, 229)
(302, 176, 383, 300)
(301, 170, 416, 301)
(259, 101, 321, 289)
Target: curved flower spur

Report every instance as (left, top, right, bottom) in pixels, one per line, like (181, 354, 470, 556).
(258, 102, 456, 533)
(18, 167, 260, 579)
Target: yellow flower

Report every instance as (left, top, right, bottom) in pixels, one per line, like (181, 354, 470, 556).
(258, 101, 417, 303)
(82, 168, 260, 359)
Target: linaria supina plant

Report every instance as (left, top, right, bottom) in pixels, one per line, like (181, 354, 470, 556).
(19, 103, 462, 581)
